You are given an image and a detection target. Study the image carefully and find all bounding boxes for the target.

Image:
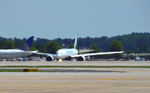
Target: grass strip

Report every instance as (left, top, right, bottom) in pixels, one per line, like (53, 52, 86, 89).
(0, 69, 23, 72)
(0, 66, 149, 68)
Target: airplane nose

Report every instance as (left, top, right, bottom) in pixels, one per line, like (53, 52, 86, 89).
(57, 54, 60, 57)
(56, 52, 61, 57)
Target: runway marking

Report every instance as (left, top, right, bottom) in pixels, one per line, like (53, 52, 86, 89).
(97, 78, 135, 80)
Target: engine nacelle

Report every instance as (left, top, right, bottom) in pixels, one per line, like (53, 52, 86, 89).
(46, 55, 54, 61)
(77, 56, 86, 61)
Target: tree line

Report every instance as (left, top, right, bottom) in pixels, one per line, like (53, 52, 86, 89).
(0, 32, 150, 53)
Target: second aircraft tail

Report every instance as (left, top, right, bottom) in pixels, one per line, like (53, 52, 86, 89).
(20, 36, 34, 51)
(74, 34, 78, 49)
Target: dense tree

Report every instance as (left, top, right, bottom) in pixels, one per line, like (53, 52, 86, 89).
(45, 41, 61, 54)
(90, 44, 99, 53)
(35, 43, 46, 52)
(0, 32, 150, 53)
(30, 42, 37, 51)
(138, 42, 149, 53)
(110, 40, 124, 59)
(110, 40, 123, 51)
(3, 40, 15, 49)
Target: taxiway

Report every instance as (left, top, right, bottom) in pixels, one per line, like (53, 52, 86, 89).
(0, 61, 150, 93)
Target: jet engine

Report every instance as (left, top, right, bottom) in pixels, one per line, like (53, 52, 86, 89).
(77, 56, 86, 61)
(46, 55, 54, 61)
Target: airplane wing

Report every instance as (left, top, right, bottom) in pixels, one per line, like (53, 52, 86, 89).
(70, 51, 124, 57)
(34, 52, 57, 57)
(33, 52, 57, 61)
(78, 49, 94, 53)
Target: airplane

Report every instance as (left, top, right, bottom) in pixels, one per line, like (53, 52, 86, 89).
(0, 36, 38, 59)
(37, 34, 124, 62)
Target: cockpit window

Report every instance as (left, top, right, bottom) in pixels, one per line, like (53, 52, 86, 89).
(57, 50, 63, 55)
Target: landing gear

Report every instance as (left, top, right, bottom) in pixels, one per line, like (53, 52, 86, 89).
(71, 58, 77, 61)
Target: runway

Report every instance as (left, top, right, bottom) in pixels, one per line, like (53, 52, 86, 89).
(0, 61, 150, 66)
(0, 71, 150, 93)
(0, 61, 150, 93)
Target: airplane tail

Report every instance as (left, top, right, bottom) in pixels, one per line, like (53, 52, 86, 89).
(74, 34, 78, 49)
(20, 36, 34, 51)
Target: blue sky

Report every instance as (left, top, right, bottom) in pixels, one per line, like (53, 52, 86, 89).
(0, 0, 150, 39)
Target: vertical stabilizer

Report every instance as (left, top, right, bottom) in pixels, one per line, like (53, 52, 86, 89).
(21, 36, 34, 51)
(74, 34, 78, 49)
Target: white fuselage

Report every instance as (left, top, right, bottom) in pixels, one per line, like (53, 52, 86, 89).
(0, 49, 37, 59)
(56, 49, 78, 59)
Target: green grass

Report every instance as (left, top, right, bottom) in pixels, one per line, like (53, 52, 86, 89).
(0, 66, 150, 68)
(0, 69, 23, 72)
(0, 65, 150, 72)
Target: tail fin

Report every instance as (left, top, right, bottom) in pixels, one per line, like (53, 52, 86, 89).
(74, 34, 78, 49)
(20, 36, 34, 51)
